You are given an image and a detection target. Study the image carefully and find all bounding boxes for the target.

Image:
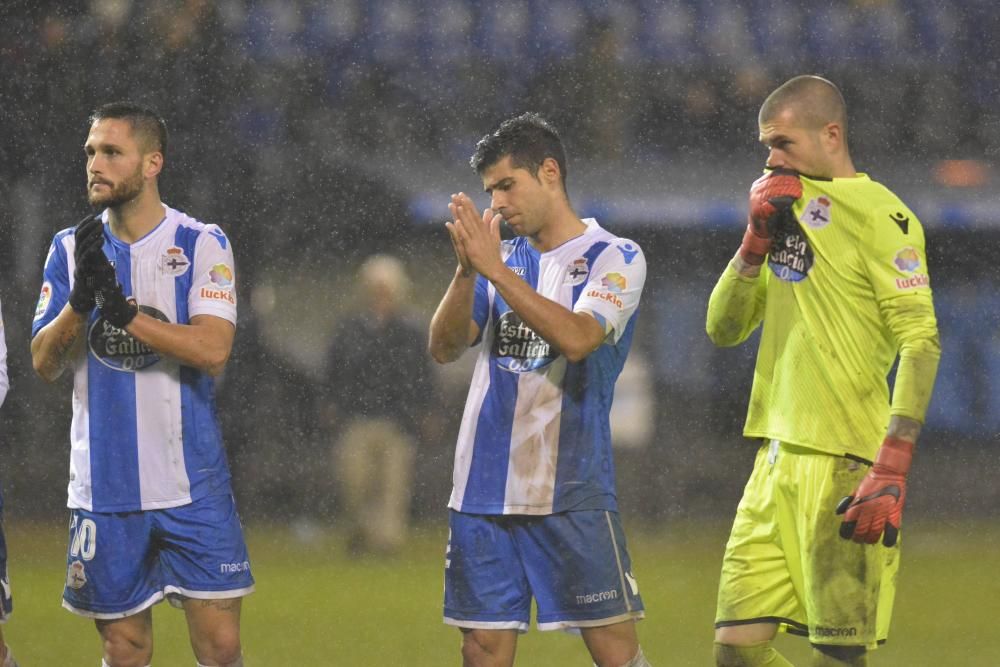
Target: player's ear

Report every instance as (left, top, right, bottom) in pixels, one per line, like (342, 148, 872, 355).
(822, 122, 843, 152)
(539, 157, 561, 188)
(144, 151, 164, 179)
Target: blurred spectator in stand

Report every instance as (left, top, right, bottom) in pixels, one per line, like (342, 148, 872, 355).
(324, 255, 436, 555)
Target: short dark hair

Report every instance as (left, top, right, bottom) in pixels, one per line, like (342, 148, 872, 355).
(470, 112, 567, 189)
(759, 75, 848, 135)
(89, 102, 168, 157)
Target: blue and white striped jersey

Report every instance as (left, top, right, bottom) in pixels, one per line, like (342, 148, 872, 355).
(32, 205, 237, 513)
(449, 219, 646, 515)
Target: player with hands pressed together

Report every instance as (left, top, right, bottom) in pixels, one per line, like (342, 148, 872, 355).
(707, 76, 940, 667)
(430, 113, 651, 667)
(31, 103, 252, 667)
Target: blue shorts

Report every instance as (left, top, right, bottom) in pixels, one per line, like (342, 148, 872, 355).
(444, 510, 645, 632)
(63, 493, 254, 619)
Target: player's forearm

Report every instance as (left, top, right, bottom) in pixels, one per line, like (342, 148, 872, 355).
(705, 256, 766, 347)
(488, 265, 603, 363)
(429, 267, 477, 363)
(886, 415, 922, 444)
(882, 293, 940, 424)
(31, 305, 87, 382)
(125, 313, 233, 376)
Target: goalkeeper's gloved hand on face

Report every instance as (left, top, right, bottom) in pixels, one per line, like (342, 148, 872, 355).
(69, 213, 105, 314)
(836, 437, 914, 548)
(738, 168, 803, 265)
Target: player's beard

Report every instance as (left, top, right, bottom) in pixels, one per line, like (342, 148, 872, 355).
(88, 166, 144, 209)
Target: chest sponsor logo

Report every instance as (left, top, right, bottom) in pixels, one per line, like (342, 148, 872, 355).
(565, 258, 589, 285)
(34, 282, 52, 320)
(800, 196, 832, 229)
(89, 305, 169, 372)
(768, 224, 814, 283)
(493, 311, 557, 373)
(160, 246, 191, 276)
(510, 265, 526, 276)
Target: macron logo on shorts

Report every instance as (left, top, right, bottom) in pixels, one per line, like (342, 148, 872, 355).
(220, 560, 251, 574)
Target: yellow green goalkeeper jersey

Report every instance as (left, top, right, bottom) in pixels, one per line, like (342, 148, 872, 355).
(707, 173, 940, 460)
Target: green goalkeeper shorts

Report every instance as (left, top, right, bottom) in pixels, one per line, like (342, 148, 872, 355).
(715, 440, 900, 648)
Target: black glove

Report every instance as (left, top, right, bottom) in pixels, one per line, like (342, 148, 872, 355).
(91, 256, 138, 329)
(68, 214, 105, 314)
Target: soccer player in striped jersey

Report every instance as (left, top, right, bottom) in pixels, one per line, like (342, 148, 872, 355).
(31, 103, 251, 667)
(0, 299, 17, 667)
(707, 76, 940, 666)
(430, 113, 651, 667)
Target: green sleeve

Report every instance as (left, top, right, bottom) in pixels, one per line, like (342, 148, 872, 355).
(862, 203, 940, 423)
(706, 261, 767, 347)
(881, 293, 940, 423)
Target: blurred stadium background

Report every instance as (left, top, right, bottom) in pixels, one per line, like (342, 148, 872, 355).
(0, 1, 998, 664)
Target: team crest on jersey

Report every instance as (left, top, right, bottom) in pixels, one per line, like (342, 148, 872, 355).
(89, 305, 169, 372)
(565, 258, 589, 285)
(800, 196, 832, 229)
(34, 282, 52, 320)
(160, 246, 191, 277)
(67, 560, 87, 590)
(493, 311, 557, 373)
(768, 224, 814, 283)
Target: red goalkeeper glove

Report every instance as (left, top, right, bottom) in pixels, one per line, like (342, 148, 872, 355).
(836, 437, 914, 547)
(738, 168, 802, 265)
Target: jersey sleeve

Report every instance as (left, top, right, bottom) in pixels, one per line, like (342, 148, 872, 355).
(863, 203, 940, 423)
(188, 225, 237, 324)
(31, 232, 72, 337)
(470, 274, 490, 346)
(573, 239, 646, 343)
(706, 260, 767, 347)
(862, 203, 932, 302)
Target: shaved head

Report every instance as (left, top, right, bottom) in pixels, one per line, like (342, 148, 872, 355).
(759, 75, 848, 135)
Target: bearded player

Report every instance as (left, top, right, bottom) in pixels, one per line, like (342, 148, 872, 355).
(31, 103, 252, 667)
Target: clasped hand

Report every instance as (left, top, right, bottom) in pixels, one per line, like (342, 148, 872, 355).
(446, 193, 505, 280)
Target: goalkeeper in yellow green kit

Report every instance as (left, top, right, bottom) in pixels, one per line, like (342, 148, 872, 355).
(707, 75, 940, 667)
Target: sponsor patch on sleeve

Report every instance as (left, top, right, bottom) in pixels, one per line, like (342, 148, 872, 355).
(893, 247, 921, 273)
(585, 272, 627, 309)
(200, 263, 236, 304)
(892, 247, 929, 289)
(34, 282, 52, 320)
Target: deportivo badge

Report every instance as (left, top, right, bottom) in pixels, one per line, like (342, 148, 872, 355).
(160, 247, 191, 276)
(565, 258, 589, 285)
(800, 196, 832, 229)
